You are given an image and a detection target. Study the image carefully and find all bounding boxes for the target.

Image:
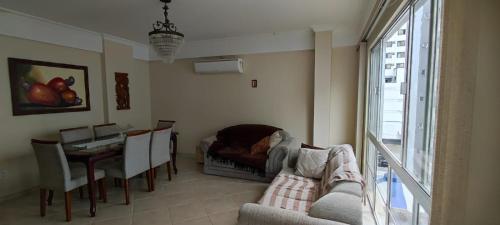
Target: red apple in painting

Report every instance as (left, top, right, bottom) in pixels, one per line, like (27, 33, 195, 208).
(61, 89, 77, 105)
(27, 82, 61, 106)
(47, 77, 68, 93)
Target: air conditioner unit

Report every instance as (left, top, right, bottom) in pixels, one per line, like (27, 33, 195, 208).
(194, 58, 244, 74)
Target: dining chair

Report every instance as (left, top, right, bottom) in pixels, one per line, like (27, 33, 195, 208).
(59, 126, 94, 199)
(156, 120, 176, 161)
(59, 126, 92, 144)
(149, 127, 173, 190)
(97, 130, 153, 205)
(31, 139, 107, 222)
(93, 123, 122, 140)
(155, 120, 179, 175)
(157, 120, 176, 131)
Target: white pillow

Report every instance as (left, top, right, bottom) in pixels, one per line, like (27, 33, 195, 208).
(295, 148, 330, 179)
(267, 131, 283, 154)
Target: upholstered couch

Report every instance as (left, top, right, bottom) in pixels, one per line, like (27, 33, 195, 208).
(199, 129, 296, 182)
(237, 145, 363, 225)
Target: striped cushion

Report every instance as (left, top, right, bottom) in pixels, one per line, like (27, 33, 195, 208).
(258, 173, 320, 213)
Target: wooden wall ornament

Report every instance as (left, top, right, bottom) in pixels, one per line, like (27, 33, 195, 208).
(115, 72, 130, 110)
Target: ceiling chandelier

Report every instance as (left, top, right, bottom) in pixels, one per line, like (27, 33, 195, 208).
(149, 0, 184, 63)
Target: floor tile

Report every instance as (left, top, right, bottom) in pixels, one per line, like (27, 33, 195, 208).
(208, 210, 239, 225)
(0, 154, 376, 225)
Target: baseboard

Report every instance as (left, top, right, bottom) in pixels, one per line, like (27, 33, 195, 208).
(0, 186, 37, 203)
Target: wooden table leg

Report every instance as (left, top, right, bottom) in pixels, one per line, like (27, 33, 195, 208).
(172, 134, 178, 174)
(85, 161, 97, 217)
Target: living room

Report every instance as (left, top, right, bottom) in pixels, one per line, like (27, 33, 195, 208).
(0, 0, 498, 225)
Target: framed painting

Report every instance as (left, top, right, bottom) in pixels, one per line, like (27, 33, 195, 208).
(8, 58, 91, 116)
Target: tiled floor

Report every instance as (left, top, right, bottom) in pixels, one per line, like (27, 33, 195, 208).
(0, 155, 376, 225)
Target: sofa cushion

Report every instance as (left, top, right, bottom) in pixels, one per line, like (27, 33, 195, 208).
(295, 148, 330, 179)
(258, 173, 320, 213)
(309, 192, 362, 225)
(287, 145, 335, 169)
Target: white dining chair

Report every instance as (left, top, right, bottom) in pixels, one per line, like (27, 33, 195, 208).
(156, 120, 175, 130)
(156, 120, 175, 152)
(97, 130, 153, 204)
(59, 126, 96, 199)
(93, 123, 122, 140)
(59, 126, 92, 144)
(150, 127, 173, 190)
(31, 139, 107, 222)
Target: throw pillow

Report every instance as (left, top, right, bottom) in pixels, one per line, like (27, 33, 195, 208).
(250, 136, 270, 155)
(267, 131, 283, 154)
(295, 148, 330, 179)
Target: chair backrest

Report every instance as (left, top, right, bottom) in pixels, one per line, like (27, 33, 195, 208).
(123, 130, 152, 178)
(31, 139, 71, 190)
(60, 126, 92, 144)
(150, 127, 173, 168)
(93, 123, 121, 140)
(156, 120, 176, 131)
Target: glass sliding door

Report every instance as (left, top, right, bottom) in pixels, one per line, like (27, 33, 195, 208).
(364, 0, 442, 224)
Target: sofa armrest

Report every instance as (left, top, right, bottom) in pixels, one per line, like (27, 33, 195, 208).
(199, 136, 217, 153)
(309, 192, 363, 225)
(266, 136, 296, 175)
(238, 203, 348, 225)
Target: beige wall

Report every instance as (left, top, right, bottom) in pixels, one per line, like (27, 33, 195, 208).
(0, 36, 152, 200)
(103, 40, 151, 129)
(330, 46, 359, 147)
(150, 50, 315, 154)
(0, 35, 106, 199)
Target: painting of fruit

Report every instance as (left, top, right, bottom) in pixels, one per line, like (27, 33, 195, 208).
(8, 58, 90, 116)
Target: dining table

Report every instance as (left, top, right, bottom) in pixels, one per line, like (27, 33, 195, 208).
(62, 132, 179, 217)
(63, 136, 124, 217)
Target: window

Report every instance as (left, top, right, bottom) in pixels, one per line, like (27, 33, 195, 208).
(386, 41, 395, 47)
(364, 0, 442, 224)
(386, 77, 397, 83)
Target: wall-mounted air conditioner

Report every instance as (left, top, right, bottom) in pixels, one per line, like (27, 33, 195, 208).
(194, 58, 244, 74)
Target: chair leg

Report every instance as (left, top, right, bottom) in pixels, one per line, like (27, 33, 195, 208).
(123, 179, 130, 205)
(151, 169, 155, 191)
(64, 191, 72, 222)
(40, 189, 47, 217)
(166, 162, 172, 181)
(48, 190, 54, 206)
(79, 187, 84, 199)
(98, 179, 107, 203)
(114, 178, 121, 187)
(154, 167, 158, 179)
(146, 170, 153, 192)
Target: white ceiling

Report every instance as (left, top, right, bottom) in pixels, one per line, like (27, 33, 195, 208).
(0, 0, 372, 44)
